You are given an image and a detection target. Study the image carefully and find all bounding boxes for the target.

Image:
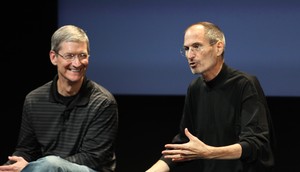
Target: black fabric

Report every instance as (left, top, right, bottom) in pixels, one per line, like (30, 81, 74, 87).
(11, 75, 118, 171)
(160, 63, 275, 172)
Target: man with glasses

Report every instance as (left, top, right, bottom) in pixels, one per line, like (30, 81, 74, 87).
(146, 21, 275, 172)
(0, 25, 118, 172)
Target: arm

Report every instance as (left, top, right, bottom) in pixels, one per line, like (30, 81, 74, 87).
(237, 76, 275, 164)
(161, 128, 242, 161)
(12, 98, 42, 162)
(146, 160, 170, 172)
(161, 77, 274, 165)
(145, 128, 242, 172)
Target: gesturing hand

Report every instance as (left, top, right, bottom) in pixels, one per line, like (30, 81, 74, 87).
(162, 128, 212, 162)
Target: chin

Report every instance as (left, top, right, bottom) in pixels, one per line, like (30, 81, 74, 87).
(191, 68, 201, 75)
(67, 75, 83, 82)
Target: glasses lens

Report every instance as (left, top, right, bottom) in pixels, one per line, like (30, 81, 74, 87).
(57, 52, 89, 61)
(78, 53, 88, 59)
(180, 47, 186, 57)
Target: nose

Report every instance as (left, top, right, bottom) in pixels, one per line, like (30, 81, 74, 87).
(186, 48, 196, 59)
(71, 56, 83, 66)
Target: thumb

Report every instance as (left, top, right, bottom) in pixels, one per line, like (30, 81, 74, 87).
(184, 128, 195, 140)
(8, 156, 21, 161)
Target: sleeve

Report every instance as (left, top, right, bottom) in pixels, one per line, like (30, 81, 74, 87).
(12, 96, 43, 162)
(238, 76, 275, 168)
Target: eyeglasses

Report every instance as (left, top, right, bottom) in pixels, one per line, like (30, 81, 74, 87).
(180, 41, 218, 57)
(55, 52, 89, 61)
(180, 44, 204, 57)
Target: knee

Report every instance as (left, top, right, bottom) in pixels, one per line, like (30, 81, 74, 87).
(22, 156, 63, 172)
(34, 155, 64, 170)
(42, 155, 62, 165)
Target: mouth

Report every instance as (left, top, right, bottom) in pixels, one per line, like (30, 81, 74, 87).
(69, 68, 81, 72)
(189, 62, 197, 68)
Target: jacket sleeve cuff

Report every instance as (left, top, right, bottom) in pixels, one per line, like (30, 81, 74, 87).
(240, 141, 251, 160)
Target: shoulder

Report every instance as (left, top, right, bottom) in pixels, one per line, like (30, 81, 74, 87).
(227, 66, 266, 97)
(227, 65, 260, 86)
(86, 80, 117, 104)
(26, 81, 53, 98)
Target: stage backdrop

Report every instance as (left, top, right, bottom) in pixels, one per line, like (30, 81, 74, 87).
(58, 0, 300, 96)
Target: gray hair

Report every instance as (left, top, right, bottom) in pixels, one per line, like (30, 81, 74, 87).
(192, 21, 225, 46)
(186, 21, 226, 56)
(51, 25, 90, 54)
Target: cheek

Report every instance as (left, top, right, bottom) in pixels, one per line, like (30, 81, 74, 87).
(80, 60, 89, 68)
(201, 50, 213, 60)
(83, 60, 89, 65)
(57, 61, 70, 69)
(203, 51, 217, 63)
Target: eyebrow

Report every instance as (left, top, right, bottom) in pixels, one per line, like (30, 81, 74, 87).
(184, 42, 202, 48)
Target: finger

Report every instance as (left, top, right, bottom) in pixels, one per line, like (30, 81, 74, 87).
(165, 144, 183, 149)
(184, 128, 196, 140)
(162, 149, 181, 155)
(163, 153, 183, 160)
(8, 156, 19, 161)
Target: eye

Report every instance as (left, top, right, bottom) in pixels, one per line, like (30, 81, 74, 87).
(183, 46, 189, 51)
(78, 53, 88, 59)
(64, 54, 75, 59)
(191, 43, 202, 50)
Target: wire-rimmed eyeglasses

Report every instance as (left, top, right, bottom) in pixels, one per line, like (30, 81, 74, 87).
(180, 41, 219, 57)
(180, 44, 204, 57)
(55, 52, 89, 61)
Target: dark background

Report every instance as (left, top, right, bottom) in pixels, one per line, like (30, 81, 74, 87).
(2, 1, 300, 172)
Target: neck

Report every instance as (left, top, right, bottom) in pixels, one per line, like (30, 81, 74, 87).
(57, 78, 82, 96)
(202, 61, 224, 81)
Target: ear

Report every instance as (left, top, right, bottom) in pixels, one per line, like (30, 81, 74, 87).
(216, 41, 224, 56)
(49, 50, 58, 66)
